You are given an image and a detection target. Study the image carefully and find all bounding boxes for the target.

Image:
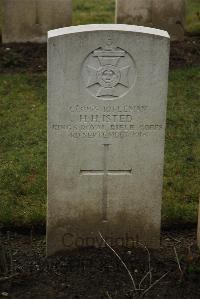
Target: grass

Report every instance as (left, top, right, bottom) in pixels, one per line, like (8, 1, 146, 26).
(0, 0, 2, 33)
(0, 74, 47, 227)
(186, 0, 200, 34)
(162, 67, 200, 226)
(0, 68, 199, 228)
(73, 0, 115, 25)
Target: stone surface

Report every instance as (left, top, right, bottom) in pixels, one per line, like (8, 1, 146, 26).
(116, 0, 185, 41)
(2, 0, 72, 43)
(47, 24, 170, 255)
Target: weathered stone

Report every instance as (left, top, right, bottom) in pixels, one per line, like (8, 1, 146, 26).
(116, 0, 185, 41)
(2, 0, 72, 43)
(116, 0, 152, 26)
(47, 24, 170, 255)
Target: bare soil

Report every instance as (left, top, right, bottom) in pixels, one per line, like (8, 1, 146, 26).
(0, 37, 199, 73)
(0, 229, 200, 299)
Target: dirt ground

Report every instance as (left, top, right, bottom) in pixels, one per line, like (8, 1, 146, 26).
(0, 229, 200, 299)
(0, 37, 199, 73)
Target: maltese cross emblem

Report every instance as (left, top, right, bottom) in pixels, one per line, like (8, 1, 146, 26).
(82, 39, 136, 100)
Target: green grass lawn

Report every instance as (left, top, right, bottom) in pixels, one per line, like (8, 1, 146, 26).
(73, 0, 115, 25)
(0, 0, 2, 33)
(0, 74, 47, 227)
(0, 68, 199, 228)
(186, 0, 200, 34)
(163, 67, 200, 226)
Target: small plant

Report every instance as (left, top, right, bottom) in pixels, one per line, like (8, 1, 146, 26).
(99, 232, 169, 298)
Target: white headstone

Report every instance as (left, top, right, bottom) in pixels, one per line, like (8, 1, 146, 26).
(2, 0, 72, 43)
(116, 0, 185, 41)
(47, 24, 170, 255)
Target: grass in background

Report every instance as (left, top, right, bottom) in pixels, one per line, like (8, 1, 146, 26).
(0, 0, 2, 35)
(0, 74, 47, 227)
(73, 0, 115, 25)
(0, 68, 199, 228)
(162, 67, 200, 227)
(186, 0, 200, 34)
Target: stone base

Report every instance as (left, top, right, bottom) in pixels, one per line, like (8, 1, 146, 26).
(47, 206, 161, 255)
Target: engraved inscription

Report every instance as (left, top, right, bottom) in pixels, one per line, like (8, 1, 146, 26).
(50, 104, 164, 139)
(82, 39, 137, 100)
(80, 144, 132, 221)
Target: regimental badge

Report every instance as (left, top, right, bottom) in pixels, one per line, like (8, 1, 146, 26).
(82, 38, 137, 100)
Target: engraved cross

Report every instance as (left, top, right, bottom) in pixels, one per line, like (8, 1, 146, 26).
(80, 144, 132, 222)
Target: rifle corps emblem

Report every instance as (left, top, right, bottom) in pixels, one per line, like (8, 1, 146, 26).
(82, 38, 137, 100)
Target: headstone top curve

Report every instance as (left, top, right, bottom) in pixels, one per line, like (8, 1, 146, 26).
(48, 24, 170, 39)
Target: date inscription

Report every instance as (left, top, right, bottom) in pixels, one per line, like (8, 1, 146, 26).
(50, 105, 163, 139)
